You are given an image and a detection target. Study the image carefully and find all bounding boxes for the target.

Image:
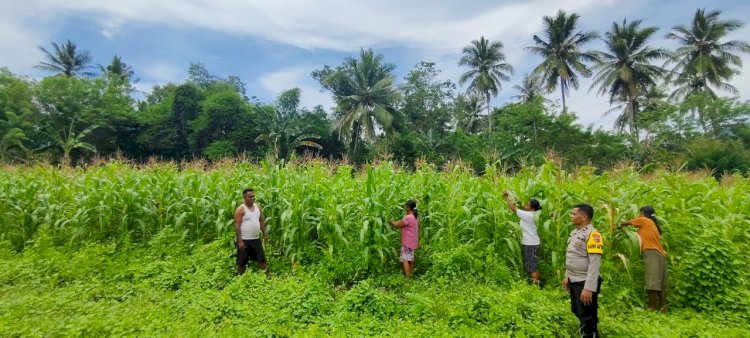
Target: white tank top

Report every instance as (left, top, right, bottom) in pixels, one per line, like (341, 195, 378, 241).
(240, 204, 261, 240)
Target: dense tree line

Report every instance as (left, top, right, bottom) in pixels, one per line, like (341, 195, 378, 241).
(1, 8, 749, 175)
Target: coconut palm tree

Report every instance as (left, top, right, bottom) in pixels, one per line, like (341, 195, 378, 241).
(590, 19, 669, 136)
(526, 10, 599, 111)
(512, 73, 549, 103)
(455, 94, 485, 133)
(36, 40, 93, 77)
(100, 55, 136, 82)
(602, 85, 669, 132)
(458, 36, 514, 134)
(669, 72, 710, 99)
(666, 8, 750, 99)
(328, 49, 401, 156)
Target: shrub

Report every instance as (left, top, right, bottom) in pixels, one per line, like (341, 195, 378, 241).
(672, 227, 748, 312)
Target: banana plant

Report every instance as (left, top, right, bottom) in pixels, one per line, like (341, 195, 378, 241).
(44, 119, 98, 167)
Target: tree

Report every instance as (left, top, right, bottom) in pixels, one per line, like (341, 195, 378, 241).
(187, 62, 217, 87)
(100, 55, 136, 82)
(137, 86, 179, 158)
(526, 10, 599, 111)
(493, 98, 629, 168)
(680, 92, 750, 138)
(298, 105, 346, 160)
(0, 114, 28, 162)
(186, 62, 247, 98)
(315, 49, 401, 157)
(254, 88, 323, 160)
(604, 84, 669, 133)
(34, 75, 137, 158)
(137, 64, 253, 160)
(512, 73, 549, 104)
(454, 94, 485, 134)
(686, 138, 750, 176)
(171, 84, 203, 158)
(36, 40, 93, 77)
(189, 91, 257, 158)
(590, 19, 669, 136)
(666, 8, 750, 99)
(400, 62, 456, 136)
(0, 69, 36, 162)
(458, 36, 514, 134)
(45, 120, 98, 166)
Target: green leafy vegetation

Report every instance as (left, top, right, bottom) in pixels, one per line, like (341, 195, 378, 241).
(1, 161, 748, 336)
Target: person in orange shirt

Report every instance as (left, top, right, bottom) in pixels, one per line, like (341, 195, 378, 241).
(620, 206, 668, 312)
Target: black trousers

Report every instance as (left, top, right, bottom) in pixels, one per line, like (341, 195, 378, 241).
(569, 277, 602, 338)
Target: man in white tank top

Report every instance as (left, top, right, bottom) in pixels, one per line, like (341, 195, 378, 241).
(234, 188, 268, 274)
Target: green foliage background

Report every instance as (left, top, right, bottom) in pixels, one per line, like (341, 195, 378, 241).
(1, 160, 748, 336)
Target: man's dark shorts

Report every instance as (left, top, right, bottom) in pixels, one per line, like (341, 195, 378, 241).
(236, 239, 266, 266)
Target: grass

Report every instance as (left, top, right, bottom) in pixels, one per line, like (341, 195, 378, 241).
(1, 239, 747, 337)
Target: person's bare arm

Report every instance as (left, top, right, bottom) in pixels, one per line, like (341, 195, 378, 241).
(234, 207, 245, 249)
(389, 219, 406, 228)
(259, 207, 268, 244)
(502, 190, 518, 213)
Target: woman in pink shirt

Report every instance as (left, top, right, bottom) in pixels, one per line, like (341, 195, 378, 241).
(389, 199, 419, 277)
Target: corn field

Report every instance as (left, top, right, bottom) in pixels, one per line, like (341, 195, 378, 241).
(1, 159, 749, 311)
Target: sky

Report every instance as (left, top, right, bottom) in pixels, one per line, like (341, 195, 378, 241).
(1, 0, 749, 129)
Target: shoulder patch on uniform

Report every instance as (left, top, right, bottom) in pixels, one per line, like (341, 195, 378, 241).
(587, 231, 603, 254)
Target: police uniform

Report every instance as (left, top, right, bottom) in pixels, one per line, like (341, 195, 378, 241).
(565, 224, 603, 338)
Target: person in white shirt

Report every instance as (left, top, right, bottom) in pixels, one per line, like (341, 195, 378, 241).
(502, 190, 542, 285)
(234, 188, 269, 275)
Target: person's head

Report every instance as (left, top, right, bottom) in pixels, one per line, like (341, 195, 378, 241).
(640, 205, 655, 217)
(405, 199, 418, 218)
(525, 199, 542, 211)
(242, 188, 255, 205)
(571, 203, 594, 226)
(640, 205, 662, 235)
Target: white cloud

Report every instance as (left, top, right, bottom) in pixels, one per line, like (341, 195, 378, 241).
(0, 17, 46, 72)
(140, 62, 184, 83)
(132, 80, 157, 93)
(2, 0, 750, 128)
(2, 0, 609, 52)
(98, 17, 125, 40)
(100, 29, 116, 39)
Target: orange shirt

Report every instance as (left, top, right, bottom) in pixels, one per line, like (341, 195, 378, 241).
(629, 216, 666, 256)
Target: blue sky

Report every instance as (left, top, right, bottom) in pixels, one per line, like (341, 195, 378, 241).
(2, 0, 749, 129)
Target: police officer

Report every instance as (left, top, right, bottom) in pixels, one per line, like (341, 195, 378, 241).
(562, 204, 603, 338)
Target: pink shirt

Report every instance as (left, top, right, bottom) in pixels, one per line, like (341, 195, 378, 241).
(401, 214, 419, 249)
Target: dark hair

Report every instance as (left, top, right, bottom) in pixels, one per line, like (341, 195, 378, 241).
(574, 203, 594, 220)
(640, 205, 662, 235)
(405, 199, 418, 219)
(529, 199, 542, 211)
(242, 188, 254, 196)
